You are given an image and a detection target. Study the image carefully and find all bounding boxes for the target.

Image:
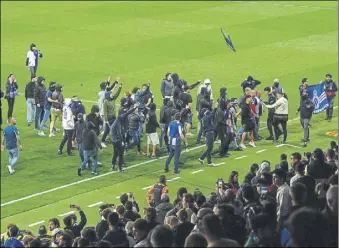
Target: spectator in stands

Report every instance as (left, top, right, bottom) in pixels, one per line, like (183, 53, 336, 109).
(174, 209, 194, 247)
(191, 208, 214, 234)
(116, 205, 130, 227)
(4, 224, 24, 248)
(63, 205, 87, 238)
(102, 212, 128, 247)
(58, 232, 73, 247)
(242, 185, 263, 232)
(150, 225, 174, 247)
(95, 240, 112, 247)
(164, 216, 179, 230)
(182, 193, 198, 221)
(326, 148, 337, 173)
(228, 171, 240, 195)
(120, 193, 140, 213)
(48, 218, 61, 235)
(289, 182, 307, 216)
(306, 148, 333, 180)
(143, 207, 159, 232)
(155, 193, 174, 224)
(184, 233, 208, 248)
(125, 220, 134, 238)
(28, 239, 41, 248)
(251, 161, 271, 185)
(273, 169, 292, 231)
(295, 175, 317, 208)
(322, 185, 338, 247)
(133, 219, 149, 248)
(96, 208, 111, 240)
(289, 161, 306, 186)
(244, 163, 259, 185)
(81, 228, 97, 247)
(124, 201, 141, 221)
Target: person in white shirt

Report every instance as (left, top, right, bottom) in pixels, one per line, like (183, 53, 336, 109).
(58, 98, 75, 156)
(26, 43, 42, 77)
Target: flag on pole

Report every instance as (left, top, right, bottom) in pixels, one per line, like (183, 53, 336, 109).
(221, 28, 236, 52)
(306, 83, 328, 114)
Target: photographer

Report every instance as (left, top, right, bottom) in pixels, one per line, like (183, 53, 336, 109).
(63, 205, 87, 238)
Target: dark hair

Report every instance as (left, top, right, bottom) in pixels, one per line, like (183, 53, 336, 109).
(295, 162, 306, 175)
(77, 237, 89, 247)
(183, 193, 194, 204)
(125, 201, 133, 211)
(38, 225, 47, 235)
(144, 207, 157, 221)
(242, 185, 255, 201)
(250, 213, 271, 231)
(279, 161, 289, 173)
(257, 178, 269, 186)
(177, 187, 188, 199)
(291, 182, 307, 205)
(195, 194, 206, 208)
(29, 239, 41, 248)
(81, 227, 97, 243)
(288, 207, 329, 247)
(302, 78, 308, 83)
(95, 240, 113, 247)
(132, 87, 139, 94)
(291, 152, 302, 161)
(313, 148, 325, 161)
(120, 193, 128, 205)
(250, 163, 259, 174)
(107, 212, 119, 226)
(177, 209, 188, 222)
(150, 225, 174, 248)
(326, 73, 332, 78)
(133, 218, 148, 231)
(328, 174, 338, 186)
(184, 233, 208, 247)
(264, 87, 271, 92)
(327, 148, 335, 159)
(228, 171, 238, 184)
(159, 175, 166, 184)
(273, 168, 286, 181)
(281, 154, 287, 160)
(116, 205, 125, 215)
(63, 215, 72, 227)
(102, 208, 112, 220)
(60, 232, 73, 247)
(8, 225, 19, 237)
(49, 218, 60, 228)
(202, 214, 223, 239)
(245, 95, 252, 99)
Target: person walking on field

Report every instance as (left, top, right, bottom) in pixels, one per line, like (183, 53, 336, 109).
(58, 98, 75, 156)
(1, 117, 23, 175)
(25, 75, 37, 126)
(296, 90, 314, 147)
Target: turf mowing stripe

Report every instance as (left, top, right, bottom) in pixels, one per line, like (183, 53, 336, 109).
(58, 211, 74, 217)
(88, 201, 104, 208)
(235, 156, 248, 160)
(28, 220, 45, 227)
(256, 149, 267, 154)
(191, 169, 204, 174)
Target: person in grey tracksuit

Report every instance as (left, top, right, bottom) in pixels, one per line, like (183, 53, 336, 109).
(161, 73, 174, 106)
(297, 90, 314, 147)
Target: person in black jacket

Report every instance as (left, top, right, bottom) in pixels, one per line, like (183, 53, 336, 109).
(196, 88, 213, 144)
(34, 76, 47, 130)
(86, 105, 103, 137)
(96, 208, 112, 240)
(5, 74, 19, 120)
(0, 89, 4, 129)
(198, 109, 216, 166)
(126, 104, 143, 155)
(112, 103, 139, 172)
(63, 205, 87, 238)
(102, 212, 129, 247)
(214, 99, 228, 157)
(263, 87, 276, 140)
(145, 103, 160, 158)
(162, 100, 175, 153)
(78, 121, 102, 176)
(241, 75, 261, 92)
(74, 113, 91, 168)
(25, 75, 37, 126)
(296, 90, 315, 147)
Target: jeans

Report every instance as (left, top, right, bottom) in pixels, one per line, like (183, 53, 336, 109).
(8, 148, 19, 169)
(29, 66, 35, 76)
(39, 108, 51, 131)
(112, 141, 124, 170)
(200, 131, 214, 164)
(196, 119, 203, 142)
(7, 97, 15, 120)
(300, 118, 310, 141)
(35, 106, 44, 129)
(267, 112, 274, 137)
(102, 116, 115, 142)
(127, 130, 141, 151)
(253, 117, 259, 139)
(77, 142, 84, 161)
(26, 98, 36, 124)
(165, 144, 181, 172)
(80, 150, 98, 172)
(326, 97, 335, 119)
(59, 129, 74, 153)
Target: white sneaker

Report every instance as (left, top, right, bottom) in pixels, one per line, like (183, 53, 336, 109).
(249, 142, 256, 148)
(186, 133, 194, 137)
(49, 133, 56, 138)
(7, 165, 12, 174)
(55, 128, 60, 132)
(38, 131, 46, 136)
(198, 158, 204, 164)
(97, 161, 103, 165)
(101, 142, 107, 148)
(239, 143, 246, 149)
(208, 163, 218, 167)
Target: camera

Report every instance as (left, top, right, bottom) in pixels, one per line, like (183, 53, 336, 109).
(70, 204, 77, 208)
(216, 178, 224, 187)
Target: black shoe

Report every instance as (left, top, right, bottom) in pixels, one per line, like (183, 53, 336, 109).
(266, 136, 274, 140)
(77, 168, 82, 176)
(28, 123, 31, 126)
(325, 117, 329, 120)
(303, 143, 307, 147)
(119, 169, 124, 173)
(112, 166, 117, 171)
(234, 147, 243, 151)
(164, 169, 169, 173)
(58, 150, 62, 155)
(67, 151, 74, 156)
(174, 170, 180, 174)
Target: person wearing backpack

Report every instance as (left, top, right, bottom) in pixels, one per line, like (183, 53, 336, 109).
(198, 109, 216, 167)
(147, 175, 169, 207)
(5, 74, 19, 121)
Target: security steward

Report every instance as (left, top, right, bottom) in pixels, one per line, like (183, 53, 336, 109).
(322, 73, 337, 122)
(263, 87, 276, 140)
(146, 175, 169, 207)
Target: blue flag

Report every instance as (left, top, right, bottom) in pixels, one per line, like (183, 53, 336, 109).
(306, 83, 328, 114)
(221, 28, 236, 52)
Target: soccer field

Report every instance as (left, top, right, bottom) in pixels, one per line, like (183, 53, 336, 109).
(0, 1, 337, 233)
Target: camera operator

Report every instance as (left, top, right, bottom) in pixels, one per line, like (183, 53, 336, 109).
(63, 205, 87, 238)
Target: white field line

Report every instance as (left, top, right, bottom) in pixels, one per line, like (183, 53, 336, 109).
(191, 169, 204, 174)
(256, 149, 267, 154)
(88, 201, 104, 208)
(284, 144, 302, 149)
(58, 211, 74, 217)
(116, 196, 120, 199)
(167, 177, 181, 182)
(142, 186, 152, 190)
(215, 162, 226, 166)
(28, 220, 45, 227)
(275, 144, 285, 148)
(235, 156, 248, 160)
(247, 2, 337, 10)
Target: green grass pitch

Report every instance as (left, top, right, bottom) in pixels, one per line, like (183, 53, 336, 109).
(0, 1, 337, 233)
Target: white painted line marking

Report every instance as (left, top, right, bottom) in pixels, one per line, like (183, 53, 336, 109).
(235, 156, 248, 160)
(58, 211, 74, 217)
(215, 162, 225, 166)
(284, 144, 303, 149)
(116, 196, 120, 199)
(275, 144, 285, 148)
(167, 177, 180, 182)
(88, 201, 104, 208)
(284, 4, 293, 7)
(28, 221, 45, 227)
(142, 186, 152, 190)
(191, 169, 204, 174)
(256, 149, 267, 154)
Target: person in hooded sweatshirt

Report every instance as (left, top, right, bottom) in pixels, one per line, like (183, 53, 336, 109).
(78, 121, 102, 176)
(161, 73, 174, 106)
(111, 103, 139, 172)
(241, 75, 261, 92)
(296, 90, 314, 147)
(145, 103, 160, 158)
(196, 88, 213, 144)
(34, 76, 47, 130)
(214, 99, 229, 157)
(86, 105, 103, 138)
(217, 87, 228, 108)
(198, 109, 216, 166)
(101, 81, 122, 147)
(49, 84, 64, 138)
(58, 98, 75, 156)
(196, 78, 213, 112)
(25, 74, 37, 126)
(74, 113, 91, 168)
(126, 104, 143, 155)
(161, 100, 175, 153)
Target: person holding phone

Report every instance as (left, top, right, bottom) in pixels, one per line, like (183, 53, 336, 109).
(64, 205, 87, 238)
(1, 117, 23, 175)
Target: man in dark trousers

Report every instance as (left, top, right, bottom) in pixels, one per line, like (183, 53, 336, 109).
(322, 73, 337, 122)
(111, 103, 139, 172)
(78, 121, 102, 176)
(196, 88, 213, 144)
(198, 109, 216, 166)
(161, 73, 173, 106)
(214, 99, 229, 157)
(178, 85, 193, 136)
(263, 87, 276, 140)
(25, 75, 37, 126)
(296, 90, 315, 147)
(74, 113, 91, 168)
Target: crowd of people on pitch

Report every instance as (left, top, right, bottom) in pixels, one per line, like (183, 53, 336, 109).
(1, 141, 338, 247)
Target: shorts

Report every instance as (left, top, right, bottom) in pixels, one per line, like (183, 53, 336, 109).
(147, 133, 159, 145)
(51, 108, 62, 122)
(184, 113, 193, 124)
(243, 121, 253, 132)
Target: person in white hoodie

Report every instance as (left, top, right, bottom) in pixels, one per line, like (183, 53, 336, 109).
(263, 92, 288, 143)
(58, 98, 75, 156)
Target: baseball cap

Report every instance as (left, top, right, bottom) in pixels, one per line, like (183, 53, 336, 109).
(274, 78, 279, 83)
(204, 79, 211, 85)
(37, 76, 45, 83)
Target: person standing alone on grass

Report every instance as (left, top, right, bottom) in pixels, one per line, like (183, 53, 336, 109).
(26, 43, 43, 76)
(145, 103, 160, 158)
(78, 121, 102, 176)
(50, 84, 64, 137)
(1, 117, 23, 175)
(34, 76, 47, 130)
(5, 74, 18, 121)
(58, 98, 75, 156)
(25, 74, 37, 126)
(296, 90, 314, 147)
(38, 82, 57, 136)
(322, 73, 337, 122)
(164, 112, 187, 174)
